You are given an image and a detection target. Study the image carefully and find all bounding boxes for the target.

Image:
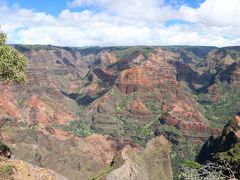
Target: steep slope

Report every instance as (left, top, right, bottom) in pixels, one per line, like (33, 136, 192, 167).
(1, 45, 220, 137)
(192, 47, 240, 128)
(75, 48, 210, 134)
(61, 47, 219, 174)
(106, 135, 173, 180)
(0, 119, 173, 180)
(197, 113, 240, 178)
(1, 45, 240, 178)
(0, 119, 118, 179)
(0, 45, 120, 131)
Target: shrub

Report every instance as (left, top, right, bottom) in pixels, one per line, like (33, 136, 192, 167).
(64, 120, 93, 137)
(185, 160, 201, 169)
(0, 165, 14, 178)
(0, 141, 10, 153)
(0, 30, 27, 83)
(178, 159, 236, 179)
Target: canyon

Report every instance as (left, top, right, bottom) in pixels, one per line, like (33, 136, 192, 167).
(0, 45, 240, 179)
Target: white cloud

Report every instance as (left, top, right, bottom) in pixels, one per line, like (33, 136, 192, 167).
(1, 0, 240, 47)
(180, 0, 240, 27)
(68, 0, 175, 22)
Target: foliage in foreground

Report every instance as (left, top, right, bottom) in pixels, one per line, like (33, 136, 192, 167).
(0, 29, 27, 83)
(178, 159, 237, 180)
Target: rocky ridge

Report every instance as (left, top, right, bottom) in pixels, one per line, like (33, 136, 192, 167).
(197, 113, 240, 178)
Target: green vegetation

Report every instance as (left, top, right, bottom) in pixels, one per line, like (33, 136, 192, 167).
(88, 164, 113, 180)
(16, 96, 25, 108)
(14, 44, 57, 51)
(178, 161, 234, 180)
(156, 124, 208, 175)
(114, 96, 128, 113)
(219, 141, 240, 162)
(201, 83, 240, 128)
(162, 46, 215, 61)
(132, 125, 155, 147)
(64, 120, 93, 137)
(123, 121, 155, 147)
(157, 124, 181, 136)
(144, 97, 163, 114)
(123, 114, 163, 147)
(171, 142, 202, 175)
(0, 31, 6, 46)
(0, 30, 27, 83)
(185, 160, 201, 169)
(0, 164, 14, 178)
(30, 122, 39, 131)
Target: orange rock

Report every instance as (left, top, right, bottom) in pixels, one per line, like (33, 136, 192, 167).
(127, 99, 152, 116)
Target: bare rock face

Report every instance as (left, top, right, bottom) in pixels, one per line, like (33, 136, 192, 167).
(106, 135, 173, 180)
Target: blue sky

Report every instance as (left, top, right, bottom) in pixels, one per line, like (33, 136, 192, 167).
(5, 0, 204, 15)
(5, 0, 67, 15)
(1, 0, 240, 46)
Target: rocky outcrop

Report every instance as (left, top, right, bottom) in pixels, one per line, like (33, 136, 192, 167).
(161, 115, 208, 132)
(197, 113, 240, 178)
(127, 99, 153, 117)
(106, 135, 173, 180)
